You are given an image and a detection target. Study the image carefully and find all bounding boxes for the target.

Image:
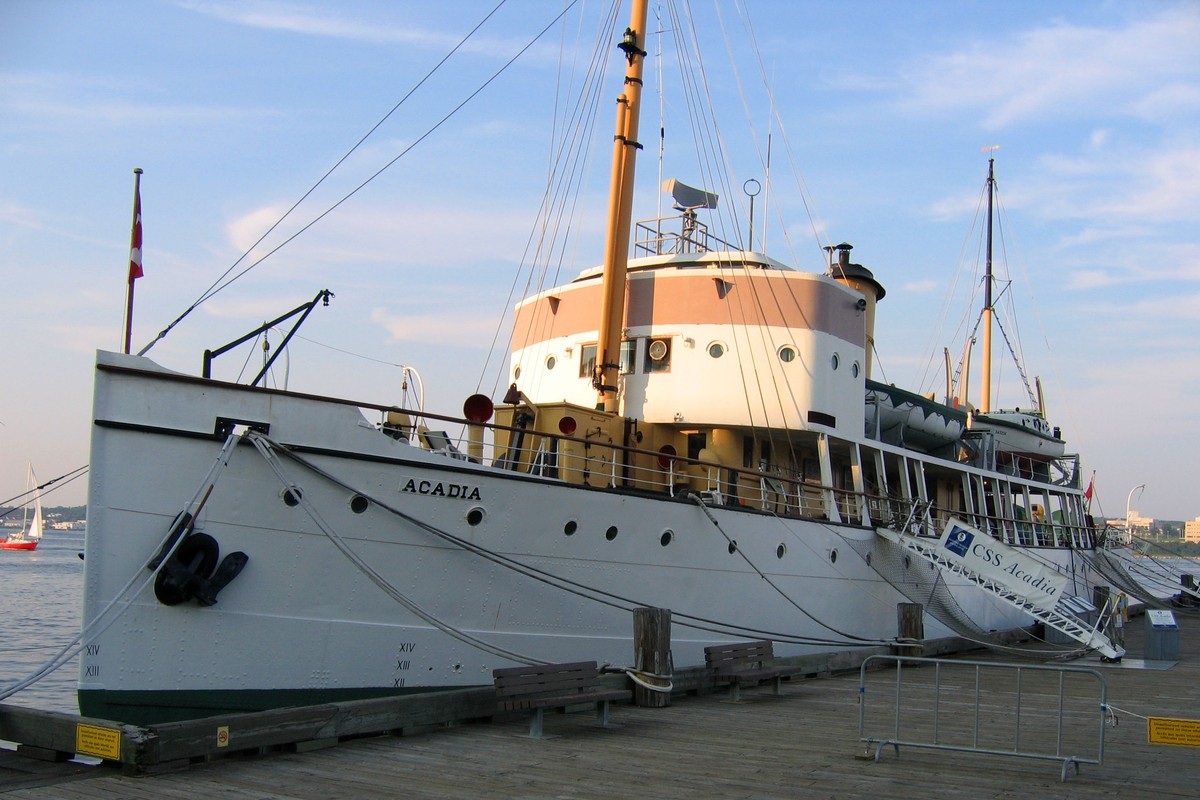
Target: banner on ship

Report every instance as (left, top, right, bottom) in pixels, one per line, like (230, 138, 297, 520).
(939, 518, 1068, 608)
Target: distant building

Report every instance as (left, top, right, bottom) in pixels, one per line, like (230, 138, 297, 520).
(1107, 510, 1156, 537)
(1186, 516, 1200, 543)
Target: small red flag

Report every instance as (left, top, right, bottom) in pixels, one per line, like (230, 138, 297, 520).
(1084, 476, 1094, 501)
(128, 183, 143, 282)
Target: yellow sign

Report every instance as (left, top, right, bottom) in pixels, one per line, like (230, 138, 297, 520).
(1148, 716, 1200, 747)
(217, 725, 230, 747)
(75, 723, 122, 760)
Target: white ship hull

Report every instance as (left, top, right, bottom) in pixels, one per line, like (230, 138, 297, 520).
(80, 351, 1096, 723)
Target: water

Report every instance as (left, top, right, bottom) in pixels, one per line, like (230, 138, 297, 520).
(0, 529, 84, 715)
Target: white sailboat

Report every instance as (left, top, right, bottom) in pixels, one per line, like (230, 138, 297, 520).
(79, 1, 1150, 725)
(2, 465, 43, 551)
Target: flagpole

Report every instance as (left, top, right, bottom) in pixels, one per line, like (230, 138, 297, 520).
(123, 167, 143, 354)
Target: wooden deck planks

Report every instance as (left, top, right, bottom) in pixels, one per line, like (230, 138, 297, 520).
(3, 610, 1198, 799)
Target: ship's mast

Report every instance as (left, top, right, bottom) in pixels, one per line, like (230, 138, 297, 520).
(980, 157, 995, 413)
(594, 0, 649, 413)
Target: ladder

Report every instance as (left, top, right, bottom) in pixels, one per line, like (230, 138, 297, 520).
(875, 526, 1125, 659)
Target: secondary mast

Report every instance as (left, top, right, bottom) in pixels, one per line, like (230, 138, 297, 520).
(980, 156, 996, 413)
(593, 0, 649, 413)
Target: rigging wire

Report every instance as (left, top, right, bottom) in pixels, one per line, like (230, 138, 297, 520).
(0, 465, 89, 519)
(686, 493, 887, 643)
(138, 0, 580, 358)
(479, 0, 620, 400)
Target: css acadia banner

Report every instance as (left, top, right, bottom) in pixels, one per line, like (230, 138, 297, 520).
(939, 518, 1069, 608)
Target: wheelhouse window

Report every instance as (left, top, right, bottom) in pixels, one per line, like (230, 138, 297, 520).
(579, 344, 597, 378)
(580, 341, 636, 378)
(620, 339, 636, 374)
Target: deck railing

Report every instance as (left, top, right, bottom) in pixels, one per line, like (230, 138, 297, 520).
(375, 406, 1097, 551)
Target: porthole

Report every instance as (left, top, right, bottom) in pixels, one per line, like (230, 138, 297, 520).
(545, 355, 556, 370)
(564, 520, 578, 536)
(728, 540, 738, 555)
(851, 361, 860, 378)
(903, 555, 911, 569)
(466, 507, 485, 526)
(605, 525, 619, 541)
(282, 488, 302, 507)
(829, 548, 839, 564)
(708, 342, 726, 358)
(660, 530, 674, 547)
(513, 365, 522, 380)
(831, 353, 840, 370)
(349, 494, 369, 514)
(778, 345, 796, 363)
(776, 543, 786, 559)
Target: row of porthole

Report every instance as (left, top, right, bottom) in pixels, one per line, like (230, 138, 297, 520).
(709, 342, 860, 376)
(535, 342, 861, 376)
(284, 492, 849, 566)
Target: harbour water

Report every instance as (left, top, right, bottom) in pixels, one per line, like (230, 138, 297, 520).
(0, 530, 84, 715)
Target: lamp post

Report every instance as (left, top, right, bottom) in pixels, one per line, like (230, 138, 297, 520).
(1125, 483, 1146, 543)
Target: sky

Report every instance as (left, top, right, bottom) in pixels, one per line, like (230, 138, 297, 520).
(1, 0, 1197, 522)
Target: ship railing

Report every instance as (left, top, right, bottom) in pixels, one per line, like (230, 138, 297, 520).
(383, 407, 847, 518)
(860, 493, 1096, 550)
(633, 214, 736, 257)
(375, 407, 1096, 549)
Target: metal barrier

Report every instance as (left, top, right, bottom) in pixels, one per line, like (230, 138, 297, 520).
(858, 656, 1108, 782)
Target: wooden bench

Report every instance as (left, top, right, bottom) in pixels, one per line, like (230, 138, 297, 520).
(704, 640, 804, 701)
(492, 661, 631, 739)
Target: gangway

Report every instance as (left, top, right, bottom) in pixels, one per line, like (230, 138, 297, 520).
(876, 519, 1124, 660)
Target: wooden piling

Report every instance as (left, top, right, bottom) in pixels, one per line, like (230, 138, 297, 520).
(896, 602, 924, 656)
(632, 606, 672, 707)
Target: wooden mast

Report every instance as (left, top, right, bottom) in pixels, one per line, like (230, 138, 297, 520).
(980, 156, 995, 413)
(593, 0, 649, 413)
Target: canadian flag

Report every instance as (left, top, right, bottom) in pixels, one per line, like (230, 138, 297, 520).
(128, 183, 143, 282)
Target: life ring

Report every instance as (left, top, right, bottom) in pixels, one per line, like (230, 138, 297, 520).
(154, 532, 220, 606)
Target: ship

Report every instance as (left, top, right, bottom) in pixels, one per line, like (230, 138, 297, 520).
(79, 1, 1165, 724)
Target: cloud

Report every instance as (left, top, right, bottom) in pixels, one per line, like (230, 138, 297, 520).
(896, 6, 1200, 128)
(1087, 147, 1200, 224)
(0, 201, 40, 229)
(1065, 270, 1120, 290)
(901, 279, 939, 294)
(2, 71, 270, 129)
(370, 306, 501, 348)
(223, 198, 540, 272)
(175, 0, 534, 60)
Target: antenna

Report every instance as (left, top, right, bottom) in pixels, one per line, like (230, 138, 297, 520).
(744, 178, 761, 251)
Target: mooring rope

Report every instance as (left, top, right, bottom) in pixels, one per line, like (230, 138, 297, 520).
(0, 430, 246, 701)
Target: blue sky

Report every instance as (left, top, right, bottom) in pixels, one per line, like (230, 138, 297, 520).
(2, 1, 1197, 521)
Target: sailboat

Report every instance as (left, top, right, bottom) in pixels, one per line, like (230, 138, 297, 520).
(2, 465, 44, 551)
(79, 1, 1159, 725)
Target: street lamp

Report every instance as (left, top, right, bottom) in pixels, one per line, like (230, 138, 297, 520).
(1125, 483, 1146, 543)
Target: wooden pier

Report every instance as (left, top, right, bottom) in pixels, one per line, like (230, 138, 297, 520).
(3, 610, 1198, 798)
